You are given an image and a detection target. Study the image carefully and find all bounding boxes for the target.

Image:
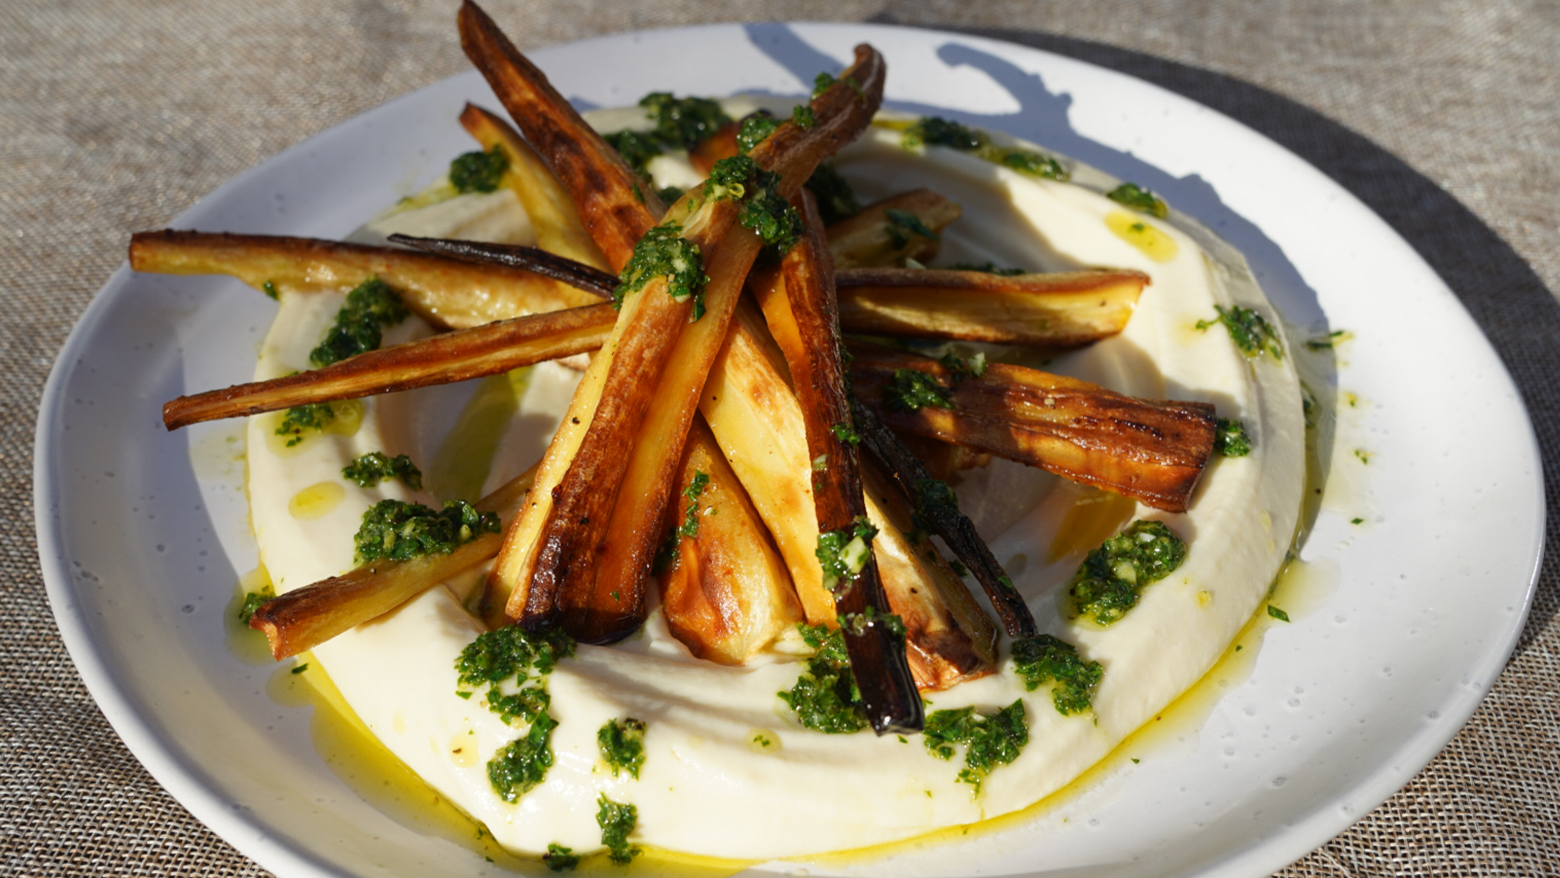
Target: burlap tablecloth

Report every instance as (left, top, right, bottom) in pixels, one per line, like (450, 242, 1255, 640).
(4, 1, 1556, 875)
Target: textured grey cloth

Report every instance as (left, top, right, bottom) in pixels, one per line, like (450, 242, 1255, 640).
(4, 1, 1557, 876)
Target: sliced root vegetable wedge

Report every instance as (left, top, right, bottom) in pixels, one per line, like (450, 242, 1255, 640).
(162, 303, 615, 430)
(825, 189, 961, 268)
(754, 191, 923, 733)
(128, 230, 600, 329)
(458, 0, 662, 268)
(249, 465, 535, 659)
(848, 344, 1217, 512)
(835, 266, 1148, 346)
(457, 103, 612, 271)
(658, 419, 804, 665)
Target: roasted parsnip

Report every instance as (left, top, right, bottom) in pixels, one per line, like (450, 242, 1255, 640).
(128, 230, 599, 329)
(658, 420, 803, 665)
(836, 266, 1148, 346)
(826, 189, 961, 268)
(249, 465, 535, 659)
(848, 344, 1217, 512)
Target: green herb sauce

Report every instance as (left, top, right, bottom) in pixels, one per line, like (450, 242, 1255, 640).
(937, 350, 987, 382)
(1214, 418, 1252, 457)
(922, 700, 1029, 794)
(449, 144, 510, 194)
(456, 626, 577, 804)
(901, 116, 1068, 181)
(830, 421, 862, 445)
(778, 624, 868, 734)
(236, 583, 275, 623)
(614, 223, 708, 318)
(805, 161, 861, 224)
(736, 113, 780, 155)
(1010, 634, 1104, 715)
(705, 155, 800, 261)
(341, 451, 423, 489)
(884, 207, 940, 250)
(1105, 182, 1169, 218)
(597, 718, 647, 779)
(946, 261, 1026, 275)
(596, 794, 640, 864)
(1068, 520, 1188, 625)
(883, 368, 953, 413)
(1196, 304, 1284, 360)
(543, 843, 580, 872)
(353, 499, 500, 564)
(815, 516, 878, 594)
(309, 277, 410, 368)
(275, 401, 338, 447)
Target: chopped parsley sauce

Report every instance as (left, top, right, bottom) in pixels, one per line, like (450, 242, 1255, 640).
(705, 155, 801, 261)
(597, 718, 647, 780)
(448, 144, 509, 194)
(884, 207, 939, 249)
(614, 223, 708, 319)
(937, 350, 987, 382)
(1106, 182, 1168, 218)
(1010, 634, 1104, 715)
(805, 161, 861, 224)
(1196, 304, 1284, 360)
(604, 91, 732, 173)
(456, 626, 576, 804)
(596, 794, 640, 864)
(815, 516, 878, 594)
(778, 624, 868, 734)
(353, 498, 500, 563)
(1069, 520, 1188, 625)
(883, 368, 953, 413)
(736, 113, 780, 155)
(341, 451, 422, 489)
(1214, 418, 1252, 457)
(275, 401, 337, 447)
(543, 843, 580, 872)
(922, 700, 1029, 794)
(901, 116, 1068, 181)
(309, 277, 409, 368)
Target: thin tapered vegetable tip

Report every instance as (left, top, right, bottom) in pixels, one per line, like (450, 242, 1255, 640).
(387, 234, 617, 299)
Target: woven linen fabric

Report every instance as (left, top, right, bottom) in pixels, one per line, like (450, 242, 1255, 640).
(4, 1, 1556, 876)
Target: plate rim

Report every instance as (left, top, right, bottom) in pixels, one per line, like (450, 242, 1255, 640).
(35, 19, 1545, 878)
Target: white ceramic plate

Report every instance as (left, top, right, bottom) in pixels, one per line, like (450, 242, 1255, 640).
(36, 21, 1542, 878)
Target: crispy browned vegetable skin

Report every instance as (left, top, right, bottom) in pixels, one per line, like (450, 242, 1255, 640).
(162, 303, 615, 430)
(458, 0, 661, 267)
(659, 420, 803, 665)
(466, 1, 889, 643)
(826, 189, 961, 268)
(457, 103, 611, 270)
(128, 230, 599, 329)
(852, 402, 1035, 638)
(754, 191, 923, 732)
(837, 267, 1148, 346)
(849, 344, 1217, 512)
(249, 466, 535, 659)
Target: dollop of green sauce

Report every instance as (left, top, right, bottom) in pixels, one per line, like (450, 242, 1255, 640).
(597, 718, 647, 779)
(883, 368, 953, 413)
(353, 498, 500, 563)
(815, 516, 878, 594)
(922, 700, 1029, 794)
(1069, 520, 1189, 625)
(449, 144, 509, 194)
(614, 222, 708, 318)
(1010, 634, 1104, 715)
(736, 113, 780, 155)
(341, 451, 423, 489)
(705, 155, 801, 261)
(1214, 418, 1252, 457)
(236, 584, 275, 623)
(1196, 304, 1284, 360)
(779, 624, 869, 734)
(542, 843, 580, 872)
(310, 277, 410, 368)
(1106, 182, 1169, 218)
(275, 401, 338, 447)
(604, 91, 733, 173)
(456, 626, 577, 804)
(596, 794, 640, 864)
(901, 116, 1068, 181)
(884, 207, 940, 250)
(805, 161, 861, 225)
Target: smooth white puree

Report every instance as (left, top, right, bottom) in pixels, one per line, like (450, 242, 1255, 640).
(246, 109, 1305, 862)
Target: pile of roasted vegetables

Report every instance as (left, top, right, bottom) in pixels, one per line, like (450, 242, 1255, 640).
(132, 1, 1217, 734)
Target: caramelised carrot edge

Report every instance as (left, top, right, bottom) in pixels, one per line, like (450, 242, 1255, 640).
(752, 191, 921, 734)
